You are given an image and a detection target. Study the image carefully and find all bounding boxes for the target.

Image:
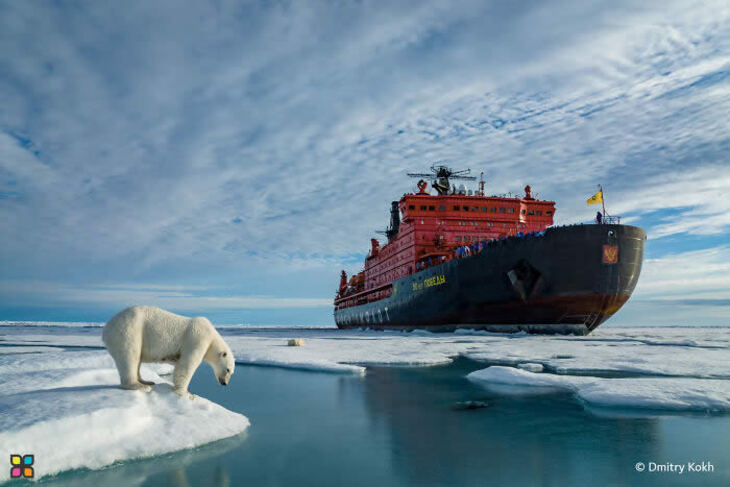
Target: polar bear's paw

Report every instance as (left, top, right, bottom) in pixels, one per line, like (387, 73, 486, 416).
(122, 383, 152, 392)
(173, 388, 196, 400)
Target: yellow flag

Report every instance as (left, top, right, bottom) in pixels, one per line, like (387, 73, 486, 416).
(587, 190, 603, 205)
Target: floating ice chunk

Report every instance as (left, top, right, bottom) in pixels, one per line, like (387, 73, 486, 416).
(467, 366, 730, 413)
(517, 363, 544, 372)
(226, 334, 455, 374)
(0, 386, 249, 482)
(463, 330, 730, 379)
(0, 351, 248, 481)
(468, 366, 586, 389)
(235, 354, 365, 374)
(577, 379, 730, 412)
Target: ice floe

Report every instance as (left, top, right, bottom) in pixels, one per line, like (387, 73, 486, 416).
(0, 323, 727, 481)
(0, 345, 64, 354)
(2, 325, 729, 416)
(467, 366, 730, 413)
(0, 350, 249, 482)
(517, 362, 544, 372)
(1, 333, 103, 349)
(2, 326, 729, 379)
(0, 321, 104, 328)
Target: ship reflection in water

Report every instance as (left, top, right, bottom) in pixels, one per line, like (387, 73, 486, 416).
(39, 362, 730, 487)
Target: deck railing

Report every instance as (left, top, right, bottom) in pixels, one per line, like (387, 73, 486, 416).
(602, 215, 621, 224)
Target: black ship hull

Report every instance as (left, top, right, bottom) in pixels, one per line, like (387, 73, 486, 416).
(334, 224, 646, 335)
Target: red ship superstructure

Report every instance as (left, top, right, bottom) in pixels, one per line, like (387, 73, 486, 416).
(336, 166, 555, 309)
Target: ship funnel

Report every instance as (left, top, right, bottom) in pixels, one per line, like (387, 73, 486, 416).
(386, 201, 400, 241)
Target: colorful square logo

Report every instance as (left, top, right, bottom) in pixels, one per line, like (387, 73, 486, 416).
(10, 454, 34, 478)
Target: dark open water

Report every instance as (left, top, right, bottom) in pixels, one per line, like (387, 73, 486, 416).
(31, 358, 730, 487)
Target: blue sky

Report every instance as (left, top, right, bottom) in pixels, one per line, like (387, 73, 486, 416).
(1, 0, 729, 325)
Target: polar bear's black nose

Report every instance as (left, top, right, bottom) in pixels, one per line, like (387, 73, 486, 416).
(219, 378, 227, 385)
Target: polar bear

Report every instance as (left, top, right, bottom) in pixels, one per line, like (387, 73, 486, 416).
(102, 306, 235, 397)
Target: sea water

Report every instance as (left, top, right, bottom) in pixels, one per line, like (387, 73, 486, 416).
(32, 356, 729, 487)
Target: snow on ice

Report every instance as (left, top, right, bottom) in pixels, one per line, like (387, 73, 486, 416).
(3, 325, 729, 379)
(0, 350, 249, 482)
(467, 366, 730, 413)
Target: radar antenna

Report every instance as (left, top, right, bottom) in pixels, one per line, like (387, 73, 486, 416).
(407, 163, 476, 195)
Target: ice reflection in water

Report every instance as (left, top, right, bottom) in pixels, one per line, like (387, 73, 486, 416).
(39, 358, 730, 487)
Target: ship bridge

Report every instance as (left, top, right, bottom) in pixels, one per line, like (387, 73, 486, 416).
(336, 166, 555, 308)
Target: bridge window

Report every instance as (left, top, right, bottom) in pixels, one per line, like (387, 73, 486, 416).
(462, 206, 469, 211)
(409, 205, 415, 210)
(453, 205, 460, 211)
(508, 208, 515, 213)
(438, 205, 446, 211)
(481, 206, 487, 211)
(429, 205, 435, 211)
(490, 207, 497, 213)
(471, 206, 478, 211)
(499, 208, 505, 213)
(455, 236, 461, 242)
(536, 210, 542, 216)
(521, 209, 526, 214)
(528, 210, 534, 215)
(420, 205, 427, 210)
(546, 211, 553, 215)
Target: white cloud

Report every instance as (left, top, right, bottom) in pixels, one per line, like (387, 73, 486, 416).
(633, 246, 730, 299)
(0, 280, 330, 310)
(1, 0, 729, 321)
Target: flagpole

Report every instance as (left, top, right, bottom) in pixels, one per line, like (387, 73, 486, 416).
(599, 184, 606, 220)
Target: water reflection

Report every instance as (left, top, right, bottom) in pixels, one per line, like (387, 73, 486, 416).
(361, 358, 663, 486)
(34, 360, 729, 487)
(44, 433, 244, 487)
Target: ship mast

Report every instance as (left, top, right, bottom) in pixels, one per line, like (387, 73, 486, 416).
(599, 184, 607, 219)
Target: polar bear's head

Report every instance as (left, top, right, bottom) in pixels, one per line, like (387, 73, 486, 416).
(208, 339, 235, 386)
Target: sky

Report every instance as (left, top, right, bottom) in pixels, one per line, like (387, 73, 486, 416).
(1, 0, 729, 325)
